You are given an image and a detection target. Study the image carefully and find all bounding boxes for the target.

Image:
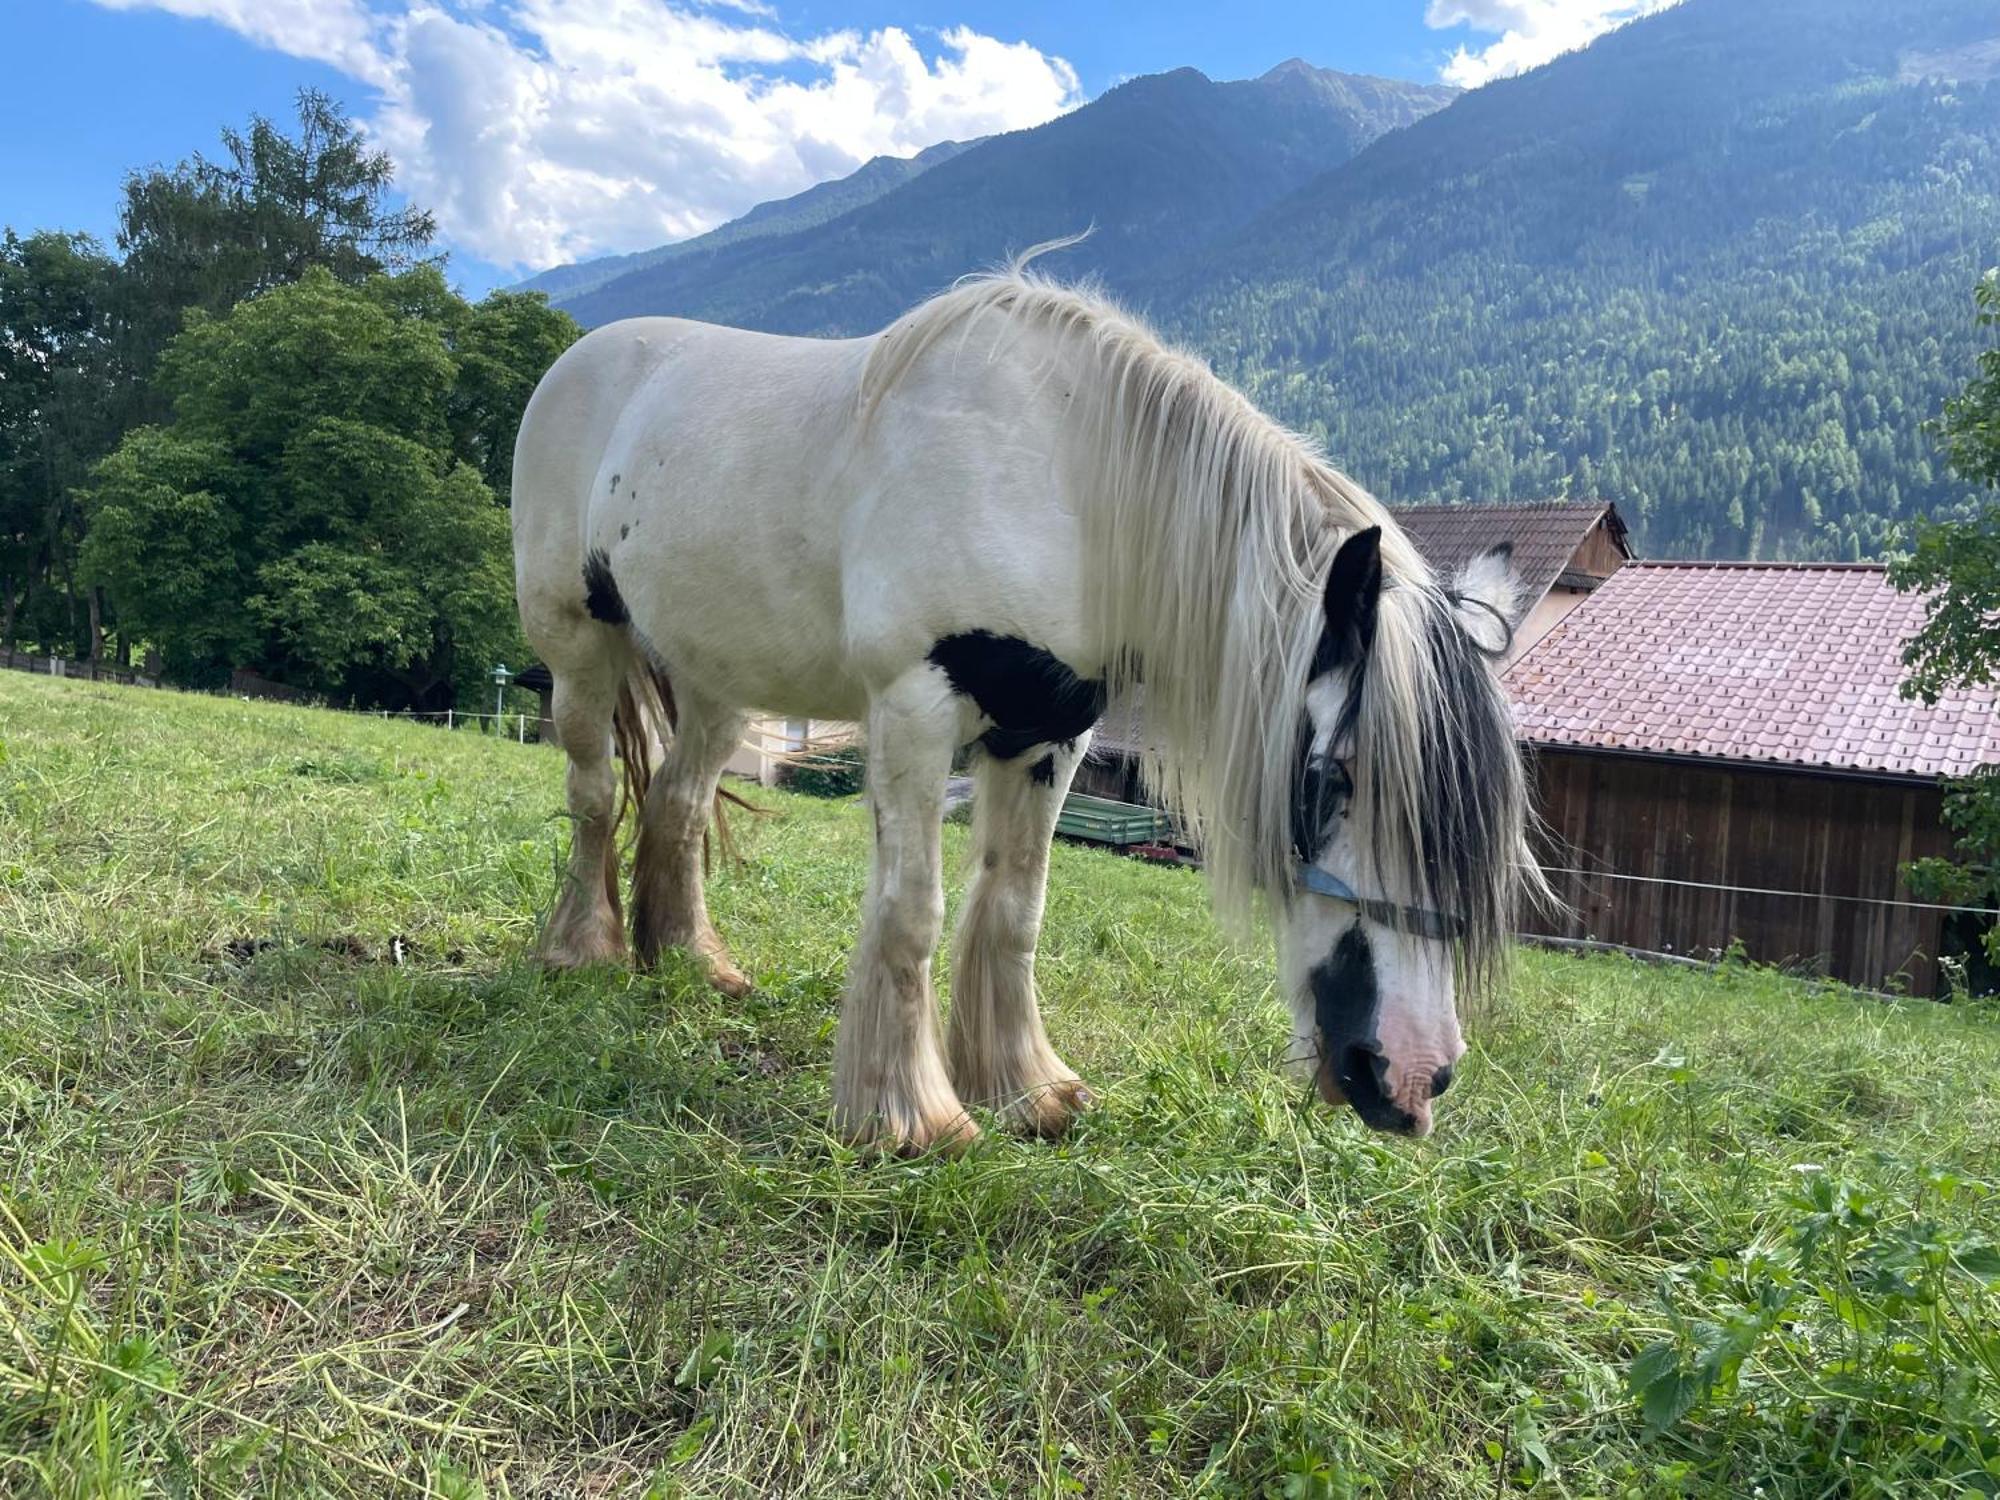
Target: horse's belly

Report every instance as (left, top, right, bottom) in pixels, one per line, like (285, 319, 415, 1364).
(622, 551, 867, 720)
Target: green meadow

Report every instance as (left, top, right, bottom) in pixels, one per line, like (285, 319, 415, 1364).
(2, 671, 1996, 1498)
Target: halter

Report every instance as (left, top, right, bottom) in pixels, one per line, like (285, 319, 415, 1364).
(1295, 864, 1466, 942)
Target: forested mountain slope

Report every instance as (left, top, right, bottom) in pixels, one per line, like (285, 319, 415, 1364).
(1174, 0, 2000, 558)
(552, 63, 1456, 333)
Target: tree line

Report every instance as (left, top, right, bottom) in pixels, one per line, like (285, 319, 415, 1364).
(0, 91, 579, 710)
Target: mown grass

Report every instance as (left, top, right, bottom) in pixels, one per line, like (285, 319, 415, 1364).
(2, 670, 1998, 1499)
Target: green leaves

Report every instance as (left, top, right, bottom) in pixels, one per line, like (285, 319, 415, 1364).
(4, 89, 580, 688)
(77, 264, 564, 706)
(1629, 1169, 2000, 1464)
(675, 1331, 736, 1392)
(1888, 272, 2000, 972)
(1628, 1303, 1782, 1437)
(1936, 269, 2000, 492)
(1629, 1340, 1700, 1434)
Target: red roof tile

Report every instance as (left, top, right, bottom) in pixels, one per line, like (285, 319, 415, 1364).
(1505, 563, 2000, 778)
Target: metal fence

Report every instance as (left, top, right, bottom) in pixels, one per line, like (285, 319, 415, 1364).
(0, 649, 158, 689)
(1, 650, 549, 743)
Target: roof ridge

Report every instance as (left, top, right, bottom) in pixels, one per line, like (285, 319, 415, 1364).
(1625, 560, 1888, 572)
(1393, 498, 1606, 511)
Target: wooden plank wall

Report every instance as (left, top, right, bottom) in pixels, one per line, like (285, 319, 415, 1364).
(1526, 749, 1952, 994)
(1072, 753, 1145, 805)
(1569, 519, 1631, 580)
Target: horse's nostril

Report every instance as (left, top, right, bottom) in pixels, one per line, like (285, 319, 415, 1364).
(1341, 1043, 1385, 1098)
(1431, 1064, 1455, 1098)
(1333, 1043, 1414, 1129)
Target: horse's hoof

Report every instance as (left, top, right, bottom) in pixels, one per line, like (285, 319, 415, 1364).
(1003, 1078, 1094, 1139)
(842, 1108, 981, 1158)
(538, 930, 627, 970)
(706, 963, 754, 999)
(904, 1111, 982, 1157)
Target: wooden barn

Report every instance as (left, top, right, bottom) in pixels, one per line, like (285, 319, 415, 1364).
(1508, 562, 2000, 995)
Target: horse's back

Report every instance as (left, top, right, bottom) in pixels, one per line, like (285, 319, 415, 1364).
(511, 302, 1092, 714)
(512, 317, 863, 592)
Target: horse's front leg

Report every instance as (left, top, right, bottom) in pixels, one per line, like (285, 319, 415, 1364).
(832, 671, 976, 1154)
(946, 733, 1093, 1136)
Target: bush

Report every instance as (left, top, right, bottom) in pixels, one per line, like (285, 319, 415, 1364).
(783, 745, 864, 798)
(1627, 1166, 2000, 1482)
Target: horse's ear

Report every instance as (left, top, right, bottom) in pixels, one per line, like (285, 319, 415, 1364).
(1318, 525, 1383, 673)
(1452, 543, 1520, 656)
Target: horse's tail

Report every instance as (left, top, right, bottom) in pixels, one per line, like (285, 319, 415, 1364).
(610, 659, 752, 873)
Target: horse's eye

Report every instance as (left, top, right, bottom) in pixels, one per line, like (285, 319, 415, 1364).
(1294, 749, 1354, 859)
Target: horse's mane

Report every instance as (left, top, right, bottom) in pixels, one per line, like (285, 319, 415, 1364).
(861, 247, 1537, 987)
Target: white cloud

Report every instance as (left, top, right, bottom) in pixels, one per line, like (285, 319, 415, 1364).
(85, 0, 1081, 270)
(88, 0, 394, 86)
(1425, 0, 1684, 88)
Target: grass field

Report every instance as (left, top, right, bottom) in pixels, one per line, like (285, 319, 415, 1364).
(3, 671, 1999, 1499)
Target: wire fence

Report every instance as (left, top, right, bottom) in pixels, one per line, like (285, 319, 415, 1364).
(366, 707, 540, 742)
(10, 648, 1996, 935)
(1537, 863, 2000, 920)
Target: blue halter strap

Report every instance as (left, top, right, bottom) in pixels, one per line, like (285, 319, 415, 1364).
(1295, 863, 1465, 943)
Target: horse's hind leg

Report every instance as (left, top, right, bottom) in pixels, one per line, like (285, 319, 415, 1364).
(833, 671, 976, 1153)
(631, 689, 752, 996)
(946, 733, 1093, 1137)
(541, 650, 629, 969)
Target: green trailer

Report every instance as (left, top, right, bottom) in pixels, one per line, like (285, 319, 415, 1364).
(1055, 793, 1176, 848)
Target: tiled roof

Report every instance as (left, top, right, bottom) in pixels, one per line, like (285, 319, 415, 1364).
(1393, 500, 1631, 617)
(1505, 562, 2000, 778)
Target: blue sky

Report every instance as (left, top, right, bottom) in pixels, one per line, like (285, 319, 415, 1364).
(1, 1, 1677, 297)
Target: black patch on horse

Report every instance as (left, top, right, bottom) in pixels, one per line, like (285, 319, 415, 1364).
(582, 549, 628, 626)
(1310, 926, 1415, 1134)
(1295, 526, 1377, 858)
(927, 631, 1106, 760)
(1291, 726, 1354, 863)
(1029, 753, 1057, 787)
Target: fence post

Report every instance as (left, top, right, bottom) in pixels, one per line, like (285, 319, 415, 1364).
(518, 713, 526, 743)
(447, 708, 453, 730)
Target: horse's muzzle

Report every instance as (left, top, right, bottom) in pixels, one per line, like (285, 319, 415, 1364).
(1316, 1043, 1441, 1137)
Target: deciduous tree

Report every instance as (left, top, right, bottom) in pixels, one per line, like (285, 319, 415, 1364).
(114, 88, 436, 411)
(0, 231, 118, 656)
(1892, 271, 2000, 973)
(82, 267, 573, 708)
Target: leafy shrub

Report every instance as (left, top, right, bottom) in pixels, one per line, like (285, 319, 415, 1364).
(1629, 1167, 2000, 1486)
(783, 746, 864, 798)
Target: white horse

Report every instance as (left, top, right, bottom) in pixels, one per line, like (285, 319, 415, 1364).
(511, 251, 1543, 1151)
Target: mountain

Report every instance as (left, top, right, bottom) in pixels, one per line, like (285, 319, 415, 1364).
(513, 138, 978, 307)
(549, 62, 1457, 333)
(521, 1, 2000, 562)
(1170, 0, 2000, 560)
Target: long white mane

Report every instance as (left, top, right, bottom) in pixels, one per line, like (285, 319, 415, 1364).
(862, 251, 1536, 980)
